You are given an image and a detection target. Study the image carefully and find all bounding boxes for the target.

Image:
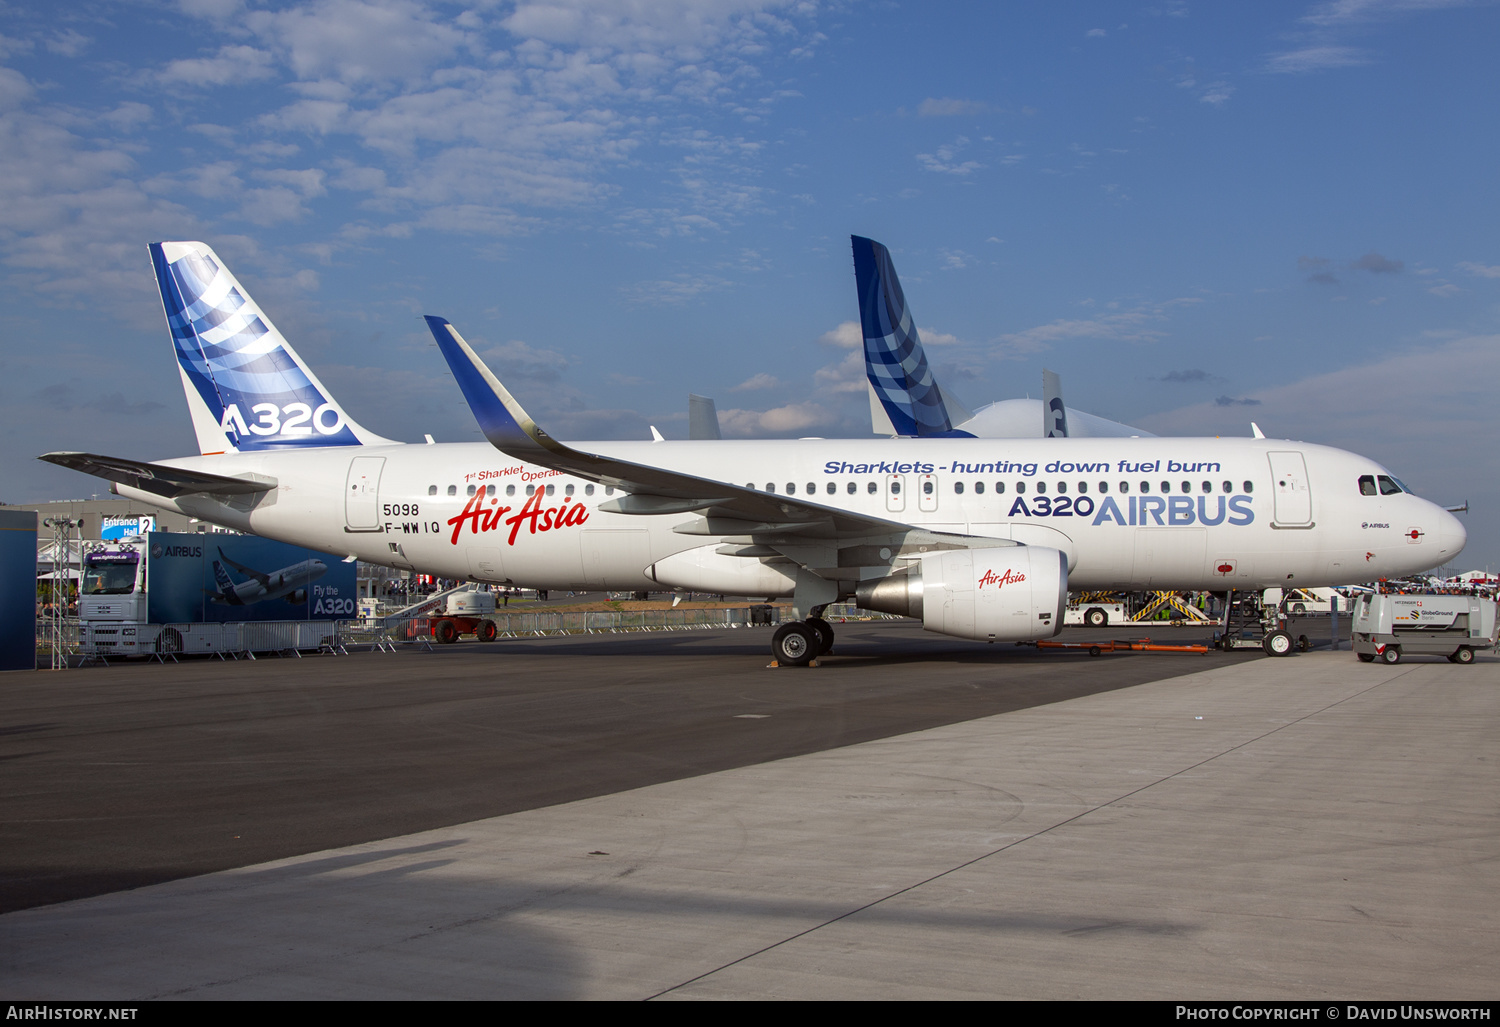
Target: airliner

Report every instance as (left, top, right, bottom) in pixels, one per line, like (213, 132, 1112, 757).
(209, 547, 328, 607)
(41, 241, 1465, 665)
(852, 234, 1152, 439)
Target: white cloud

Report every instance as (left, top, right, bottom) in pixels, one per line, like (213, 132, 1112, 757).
(157, 45, 277, 87)
(918, 98, 990, 117)
(1263, 46, 1371, 73)
(917, 137, 983, 176)
(1457, 261, 1500, 278)
(731, 372, 781, 391)
(818, 321, 862, 349)
(1427, 283, 1460, 297)
(718, 401, 834, 435)
(245, 0, 471, 86)
(1301, 0, 1474, 27)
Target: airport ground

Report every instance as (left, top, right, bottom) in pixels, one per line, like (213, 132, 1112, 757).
(1, 619, 1496, 1000)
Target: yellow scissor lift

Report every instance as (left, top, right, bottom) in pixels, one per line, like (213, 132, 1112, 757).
(1130, 591, 1212, 623)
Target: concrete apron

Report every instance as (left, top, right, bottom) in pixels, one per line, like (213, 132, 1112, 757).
(3, 652, 1496, 1000)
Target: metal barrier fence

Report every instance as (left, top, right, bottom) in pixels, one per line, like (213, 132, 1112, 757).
(41, 603, 903, 665)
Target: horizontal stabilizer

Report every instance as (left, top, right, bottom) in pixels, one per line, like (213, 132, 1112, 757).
(38, 452, 276, 499)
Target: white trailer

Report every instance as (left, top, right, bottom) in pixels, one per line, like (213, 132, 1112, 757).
(1065, 601, 1126, 628)
(1350, 593, 1498, 665)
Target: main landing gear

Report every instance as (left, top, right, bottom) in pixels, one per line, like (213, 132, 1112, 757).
(771, 615, 835, 667)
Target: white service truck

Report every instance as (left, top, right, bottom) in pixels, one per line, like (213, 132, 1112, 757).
(78, 532, 355, 657)
(1350, 593, 1498, 665)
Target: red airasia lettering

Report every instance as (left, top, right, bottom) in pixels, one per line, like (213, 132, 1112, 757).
(978, 567, 1027, 590)
(448, 490, 587, 546)
(503, 492, 589, 545)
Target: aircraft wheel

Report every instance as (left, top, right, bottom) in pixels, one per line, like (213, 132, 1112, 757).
(1380, 645, 1401, 665)
(477, 620, 497, 642)
(1357, 652, 1376, 663)
(434, 619, 459, 644)
(1262, 631, 1294, 657)
(806, 617, 834, 656)
(156, 628, 182, 654)
(1085, 607, 1108, 628)
(1452, 646, 1475, 665)
(772, 622, 817, 666)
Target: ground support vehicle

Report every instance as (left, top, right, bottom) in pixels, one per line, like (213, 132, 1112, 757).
(1065, 601, 1126, 628)
(1351, 593, 1498, 665)
(77, 532, 355, 660)
(425, 589, 499, 643)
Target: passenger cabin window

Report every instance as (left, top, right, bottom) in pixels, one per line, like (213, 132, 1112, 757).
(1201, 481, 1211, 494)
(1243, 481, 1254, 493)
(1119, 482, 1129, 493)
(890, 480, 902, 494)
(922, 480, 934, 496)
(448, 485, 457, 496)
(975, 481, 985, 494)
(428, 485, 437, 496)
(1077, 481, 1087, 494)
(1036, 481, 1047, 494)
(994, 482, 1006, 494)
(954, 481, 965, 494)
(1057, 481, 1067, 494)
(467, 485, 477, 497)
(545, 484, 554, 496)
(1098, 481, 1109, 494)
(847, 482, 857, 495)
(867, 481, 877, 494)
(565, 484, 574, 497)
(807, 482, 815, 494)
(1139, 482, 1149, 493)
(1359, 475, 1377, 496)
(585, 484, 594, 496)
(786, 483, 796, 495)
(1222, 481, 1232, 493)
(487, 485, 496, 496)
(1161, 481, 1171, 493)
(1017, 482, 1026, 494)
(826, 482, 836, 495)
(526, 485, 535, 496)
(765, 483, 775, 493)
(506, 484, 516, 496)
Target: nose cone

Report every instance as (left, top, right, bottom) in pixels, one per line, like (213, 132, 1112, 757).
(1431, 506, 1468, 562)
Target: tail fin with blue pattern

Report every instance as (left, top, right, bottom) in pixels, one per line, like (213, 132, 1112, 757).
(149, 241, 394, 455)
(851, 235, 973, 438)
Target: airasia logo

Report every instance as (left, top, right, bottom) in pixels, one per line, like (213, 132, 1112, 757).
(978, 567, 1027, 590)
(446, 490, 588, 546)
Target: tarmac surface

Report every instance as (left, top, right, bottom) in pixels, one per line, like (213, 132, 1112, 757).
(2, 620, 1496, 999)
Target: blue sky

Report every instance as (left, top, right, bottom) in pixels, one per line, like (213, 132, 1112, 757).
(2, 0, 1497, 571)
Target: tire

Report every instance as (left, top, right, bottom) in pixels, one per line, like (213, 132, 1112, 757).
(1297, 634, 1311, 652)
(1380, 646, 1401, 665)
(1088, 645, 1102, 657)
(1263, 631, 1294, 657)
(1085, 607, 1108, 628)
(806, 617, 834, 656)
(772, 622, 817, 666)
(1292, 603, 1307, 615)
(155, 628, 182, 654)
(477, 620, 497, 642)
(1357, 652, 1375, 663)
(434, 619, 459, 644)
(1453, 646, 1475, 665)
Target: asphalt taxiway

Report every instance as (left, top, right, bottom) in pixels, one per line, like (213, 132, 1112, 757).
(2, 622, 1495, 999)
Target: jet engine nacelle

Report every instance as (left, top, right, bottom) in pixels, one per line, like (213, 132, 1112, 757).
(856, 546, 1068, 642)
(287, 589, 308, 605)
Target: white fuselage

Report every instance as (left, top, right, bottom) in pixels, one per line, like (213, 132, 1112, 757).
(116, 437, 1466, 595)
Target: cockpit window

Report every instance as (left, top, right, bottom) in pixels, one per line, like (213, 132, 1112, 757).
(1377, 475, 1403, 496)
(1359, 475, 1377, 496)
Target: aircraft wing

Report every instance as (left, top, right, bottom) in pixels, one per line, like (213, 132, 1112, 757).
(216, 547, 272, 586)
(425, 315, 1002, 548)
(38, 452, 277, 499)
